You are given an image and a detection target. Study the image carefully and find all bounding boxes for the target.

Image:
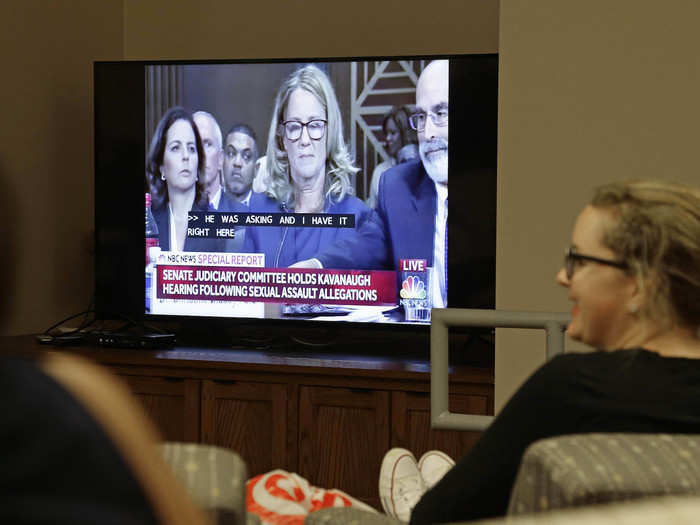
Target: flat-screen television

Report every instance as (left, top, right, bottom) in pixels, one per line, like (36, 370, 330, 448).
(94, 55, 497, 348)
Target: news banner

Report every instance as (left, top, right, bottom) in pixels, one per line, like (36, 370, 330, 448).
(146, 212, 433, 322)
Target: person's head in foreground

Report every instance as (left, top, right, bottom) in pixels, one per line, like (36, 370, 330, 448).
(266, 64, 358, 211)
(556, 179, 700, 355)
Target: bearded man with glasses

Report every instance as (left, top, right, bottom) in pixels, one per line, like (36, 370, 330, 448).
(295, 60, 450, 311)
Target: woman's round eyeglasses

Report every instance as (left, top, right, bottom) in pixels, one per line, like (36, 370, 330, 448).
(281, 119, 327, 141)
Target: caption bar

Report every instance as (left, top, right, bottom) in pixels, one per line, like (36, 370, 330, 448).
(157, 266, 396, 306)
(187, 212, 355, 238)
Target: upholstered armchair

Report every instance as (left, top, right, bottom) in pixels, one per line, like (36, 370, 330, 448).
(160, 442, 257, 525)
(507, 433, 700, 514)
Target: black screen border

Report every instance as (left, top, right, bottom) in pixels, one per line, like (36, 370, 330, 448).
(94, 53, 498, 348)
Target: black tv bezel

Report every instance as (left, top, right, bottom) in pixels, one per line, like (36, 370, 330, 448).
(94, 53, 498, 350)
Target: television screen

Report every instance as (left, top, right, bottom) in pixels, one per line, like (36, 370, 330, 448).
(95, 56, 497, 331)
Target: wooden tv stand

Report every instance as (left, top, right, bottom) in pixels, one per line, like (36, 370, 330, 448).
(0, 336, 493, 510)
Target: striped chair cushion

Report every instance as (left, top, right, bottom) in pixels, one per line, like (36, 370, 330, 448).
(508, 433, 700, 515)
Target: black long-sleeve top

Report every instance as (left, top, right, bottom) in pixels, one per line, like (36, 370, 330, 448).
(411, 349, 700, 524)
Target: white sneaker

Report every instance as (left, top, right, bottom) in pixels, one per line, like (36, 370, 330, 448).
(379, 448, 426, 522)
(418, 450, 455, 489)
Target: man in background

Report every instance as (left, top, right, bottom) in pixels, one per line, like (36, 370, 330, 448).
(220, 123, 258, 209)
(218, 123, 258, 252)
(193, 111, 224, 211)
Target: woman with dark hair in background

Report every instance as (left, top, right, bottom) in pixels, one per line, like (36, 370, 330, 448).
(366, 105, 418, 209)
(146, 106, 219, 252)
(244, 64, 371, 267)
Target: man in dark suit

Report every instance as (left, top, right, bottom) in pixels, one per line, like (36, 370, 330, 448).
(218, 123, 259, 252)
(221, 124, 258, 209)
(293, 60, 450, 308)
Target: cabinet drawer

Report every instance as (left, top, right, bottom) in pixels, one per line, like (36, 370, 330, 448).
(201, 380, 289, 477)
(298, 385, 390, 510)
(391, 390, 489, 462)
(120, 375, 200, 442)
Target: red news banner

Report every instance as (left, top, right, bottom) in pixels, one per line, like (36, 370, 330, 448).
(157, 266, 397, 306)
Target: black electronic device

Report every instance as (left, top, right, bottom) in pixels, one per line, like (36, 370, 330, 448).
(94, 55, 498, 350)
(85, 332, 177, 349)
(36, 334, 86, 346)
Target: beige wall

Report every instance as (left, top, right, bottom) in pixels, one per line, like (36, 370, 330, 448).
(0, 1, 124, 335)
(123, 0, 499, 59)
(497, 0, 700, 408)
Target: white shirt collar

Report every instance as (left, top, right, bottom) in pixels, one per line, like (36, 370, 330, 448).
(431, 181, 448, 309)
(209, 186, 222, 210)
(241, 189, 253, 207)
(434, 181, 448, 206)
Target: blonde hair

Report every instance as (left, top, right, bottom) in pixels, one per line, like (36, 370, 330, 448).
(264, 65, 358, 208)
(591, 180, 700, 331)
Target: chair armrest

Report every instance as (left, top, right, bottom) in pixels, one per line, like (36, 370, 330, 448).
(508, 433, 700, 515)
(161, 442, 251, 525)
(476, 495, 700, 525)
(304, 507, 401, 525)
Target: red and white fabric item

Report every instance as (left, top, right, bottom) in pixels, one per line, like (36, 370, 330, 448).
(246, 469, 377, 525)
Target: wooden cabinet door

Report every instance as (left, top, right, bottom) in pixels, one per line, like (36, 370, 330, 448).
(391, 391, 489, 464)
(298, 385, 390, 510)
(201, 380, 289, 478)
(120, 375, 200, 442)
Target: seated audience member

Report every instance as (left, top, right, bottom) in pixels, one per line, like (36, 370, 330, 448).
(243, 64, 371, 267)
(220, 123, 258, 209)
(366, 105, 418, 209)
(193, 110, 225, 211)
(377, 179, 700, 524)
(146, 107, 222, 252)
(294, 60, 449, 309)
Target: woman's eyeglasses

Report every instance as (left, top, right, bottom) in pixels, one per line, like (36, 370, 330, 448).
(281, 119, 327, 141)
(563, 246, 628, 279)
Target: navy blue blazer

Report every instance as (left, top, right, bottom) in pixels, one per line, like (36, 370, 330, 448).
(152, 202, 224, 252)
(316, 159, 437, 270)
(243, 191, 371, 268)
(217, 192, 249, 253)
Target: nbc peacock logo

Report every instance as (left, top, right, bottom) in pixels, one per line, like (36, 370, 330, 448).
(400, 275, 427, 300)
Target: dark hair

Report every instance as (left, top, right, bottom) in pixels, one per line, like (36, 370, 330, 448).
(225, 123, 258, 158)
(146, 107, 207, 210)
(383, 105, 418, 150)
(591, 179, 700, 330)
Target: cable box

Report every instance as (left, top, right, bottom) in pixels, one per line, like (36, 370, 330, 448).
(86, 332, 176, 349)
